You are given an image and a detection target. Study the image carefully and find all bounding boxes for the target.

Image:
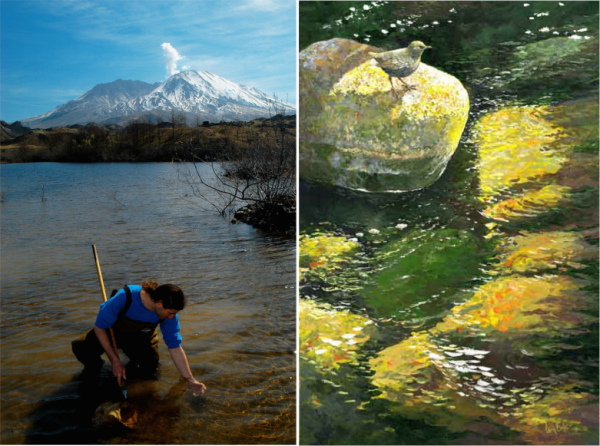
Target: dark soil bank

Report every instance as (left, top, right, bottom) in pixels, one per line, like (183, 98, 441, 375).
(232, 195, 296, 236)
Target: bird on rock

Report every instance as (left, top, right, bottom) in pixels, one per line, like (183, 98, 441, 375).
(369, 41, 431, 95)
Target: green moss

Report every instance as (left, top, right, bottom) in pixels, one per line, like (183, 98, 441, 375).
(361, 229, 482, 318)
(573, 138, 599, 154)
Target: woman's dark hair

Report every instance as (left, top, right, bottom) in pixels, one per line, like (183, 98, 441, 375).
(141, 281, 187, 311)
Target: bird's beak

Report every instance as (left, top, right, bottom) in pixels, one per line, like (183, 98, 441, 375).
(427, 45, 433, 49)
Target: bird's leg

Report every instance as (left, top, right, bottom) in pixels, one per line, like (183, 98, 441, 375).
(400, 78, 417, 91)
(389, 77, 399, 99)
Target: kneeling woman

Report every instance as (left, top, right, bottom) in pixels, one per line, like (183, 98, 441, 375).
(73, 281, 206, 396)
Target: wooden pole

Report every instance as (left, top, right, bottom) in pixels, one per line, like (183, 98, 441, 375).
(92, 245, 119, 359)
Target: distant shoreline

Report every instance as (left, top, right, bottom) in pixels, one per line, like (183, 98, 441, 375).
(1, 115, 295, 164)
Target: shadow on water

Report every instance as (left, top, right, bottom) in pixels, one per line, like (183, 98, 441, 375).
(21, 363, 189, 445)
(15, 352, 295, 445)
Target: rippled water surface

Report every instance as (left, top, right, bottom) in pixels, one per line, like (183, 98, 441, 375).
(1, 162, 296, 444)
(300, 2, 598, 445)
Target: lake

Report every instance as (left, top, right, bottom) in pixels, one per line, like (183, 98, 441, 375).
(299, 2, 599, 445)
(0, 162, 296, 444)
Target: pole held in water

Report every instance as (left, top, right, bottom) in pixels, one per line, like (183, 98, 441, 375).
(92, 245, 127, 399)
(92, 245, 119, 359)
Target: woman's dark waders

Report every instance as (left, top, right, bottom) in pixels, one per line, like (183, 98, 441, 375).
(72, 286, 160, 378)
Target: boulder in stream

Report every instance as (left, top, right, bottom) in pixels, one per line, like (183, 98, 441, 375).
(299, 38, 469, 192)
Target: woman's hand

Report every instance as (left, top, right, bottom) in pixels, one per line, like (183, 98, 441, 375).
(112, 359, 126, 386)
(188, 378, 207, 397)
(169, 346, 206, 396)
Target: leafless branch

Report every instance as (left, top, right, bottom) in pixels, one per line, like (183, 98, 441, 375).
(31, 166, 46, 202)
(110, 191, 127, 207)
(169, 98, 295, 216)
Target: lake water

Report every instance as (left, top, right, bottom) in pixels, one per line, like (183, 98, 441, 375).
(299, 2, 598, 445)
(0, 162, 296, 444)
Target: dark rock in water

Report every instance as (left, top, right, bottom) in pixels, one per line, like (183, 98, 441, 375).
(93, 400, 138, 428)
(233, 194, 296, 235)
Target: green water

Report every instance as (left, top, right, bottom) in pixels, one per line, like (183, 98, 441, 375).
(299, 2, 599, 444)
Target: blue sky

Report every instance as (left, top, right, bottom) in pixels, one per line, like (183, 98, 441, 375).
(0, 0, 297, 123)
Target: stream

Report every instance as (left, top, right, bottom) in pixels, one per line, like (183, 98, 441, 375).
(299, 2, 598, 444)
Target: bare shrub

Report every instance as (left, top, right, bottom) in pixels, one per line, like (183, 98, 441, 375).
(171, 99, 295, 216)
(31, 166, 47, 202)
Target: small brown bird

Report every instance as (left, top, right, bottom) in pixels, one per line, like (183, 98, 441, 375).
(369, 41, 431, 94)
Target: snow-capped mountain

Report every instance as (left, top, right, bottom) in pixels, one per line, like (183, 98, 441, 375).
(20, 71, 295, 129)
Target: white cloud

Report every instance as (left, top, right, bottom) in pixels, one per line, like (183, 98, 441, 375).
(237, 0, 291, 11)
(161, 42, 183, 76)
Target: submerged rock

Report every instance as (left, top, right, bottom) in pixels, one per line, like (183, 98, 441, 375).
(299, 233, 360, 282)
(370, 329, 599, 443)
(435, 275, 593, 337)
(93, 400, 138, 428)
(369, 331, 503, 432)
(483, 185, 572, 222)
(497, 230, 598, 273)
(473, 105, 568, 200)
(299, 38, 469, 192)
(508, 389, 599, 445)
(299, 298, 375, 371)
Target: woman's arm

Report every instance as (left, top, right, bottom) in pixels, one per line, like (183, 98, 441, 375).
(168, 346, 206, 396)
(93, 325, 126, 385)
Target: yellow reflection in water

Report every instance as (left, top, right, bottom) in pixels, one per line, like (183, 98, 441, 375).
(370, 331, 501, 431)
(435, 275, 590, 335)
(366, 98, 598, 442)
(299, 234, 359, 281)
(369, 274, 596, 436)
(300, 299, 374, 370)
(498, 230, 597, 273)
(474, 106, 567, 200)
(483, 184, 571, 221)
(509, 388, 596, 445)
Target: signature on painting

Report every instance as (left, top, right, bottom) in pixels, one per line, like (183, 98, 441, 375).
(544, 420, 572, 435)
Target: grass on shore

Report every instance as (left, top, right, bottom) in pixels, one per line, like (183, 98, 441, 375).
(1, 115, 295, 164)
